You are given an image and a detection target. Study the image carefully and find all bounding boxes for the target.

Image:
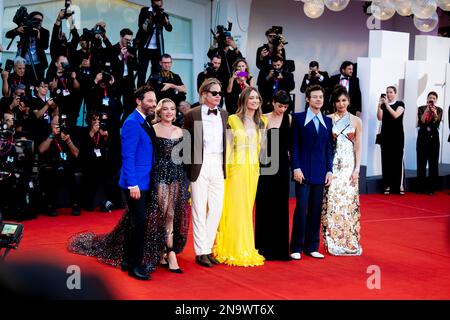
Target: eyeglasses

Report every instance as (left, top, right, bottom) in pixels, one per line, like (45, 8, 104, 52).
(207, 91, 223, 97)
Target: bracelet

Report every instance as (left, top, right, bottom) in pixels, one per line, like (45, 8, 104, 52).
(48, 134, 54, 139)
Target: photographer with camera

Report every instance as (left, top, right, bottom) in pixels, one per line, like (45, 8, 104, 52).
(50, 4, 79, 64)
(46, 55, 81, 127)
(197, 54, 227, 91)
(106, 28, 138, 122)
(136, 0, 173, 88)
(0, 84, 27, 117)
(256, 27, 287, 72)
(207, 24, 242, 80)
(258, 55, 295, 113)
(416, 91, 443, 195)
(0, 111, 35, 221)
(147, 54, 187, 106)
(2, 57, 31, 98)
(328, 61, 361, 116)
(5, 9, 49, 82)
(79, 112, 116, 212)
(38, 115, 81, 216)
(225, 58, 255, 115)
(300, 61, 329, 110)
(30, 79, 59, 143)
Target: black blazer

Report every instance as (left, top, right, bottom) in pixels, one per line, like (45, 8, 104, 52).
(300, 71, 329, 93)
(136, 6, 172, 53)
(328, 74, 362, 115)
(107, 43, 138, 81)
(6, 26, 50, 70)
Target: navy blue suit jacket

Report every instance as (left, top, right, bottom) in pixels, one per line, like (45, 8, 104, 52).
(119, 110, 153, 191)
(291, 111, 333, 185)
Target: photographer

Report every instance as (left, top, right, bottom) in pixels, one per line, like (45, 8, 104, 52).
(38, 115, 81, 216)
(225, 58, 255, 114)
(107, 28, 138, 122)
(5, 9, 49, 82)
(300, 61, 329, 109)
(258, 55, 295, 113)
(2, 57, 31, 98)
(79, 113, 116, 212)
(147, 54, 187, 106)
(30, 79, 59, 144)
(136, 0, 173, 87)
(46, 55, 81, 127)
(0, 84, 27, 117)
(416, 91, 443, 195)
(207, 24, 242, 80)
(197, 54, 227, 91)
(256, 27, 287, 72)
(0, 112, 34, 220)
(50, 6, 79, 64)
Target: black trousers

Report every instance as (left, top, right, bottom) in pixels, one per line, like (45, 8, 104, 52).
(417, 134, 440, 192)
(137, 48, 161, 88)
(290, 182, 324, 254)
(83, 159, 115, 209)
(122, 188, 149, 268)
(381, 136, 405, 192)
(40, 165, 82, 209)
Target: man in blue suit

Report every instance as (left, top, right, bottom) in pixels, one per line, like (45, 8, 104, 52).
(290, 85, 333, 260)
(119, 85, 156, 280)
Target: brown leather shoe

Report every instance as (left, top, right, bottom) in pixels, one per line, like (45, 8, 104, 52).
(207, 254, 220, 265)
(195, 255, 212, 268)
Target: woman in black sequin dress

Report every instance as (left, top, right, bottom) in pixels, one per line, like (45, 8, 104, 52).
(68, 98, 189, 274)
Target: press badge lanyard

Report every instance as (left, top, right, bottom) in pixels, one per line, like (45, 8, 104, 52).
(54, 138, 67, 161)
(93, 132, 102, 157)
(103, 87, 109, 106)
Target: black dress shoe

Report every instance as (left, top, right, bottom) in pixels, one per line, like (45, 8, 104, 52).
(120, 262, 130, 272)
(128, 267, 150, 280)
(195, 255, 212, 268)
(207, 254, 220, 265)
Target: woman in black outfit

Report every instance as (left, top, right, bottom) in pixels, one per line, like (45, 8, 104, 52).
(225, 58, 255, 115)
(416, 91, 443, 195)
(377, 86, 405, 195)
(254, 90, 292, 261)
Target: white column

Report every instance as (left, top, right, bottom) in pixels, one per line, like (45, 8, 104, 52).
(0, 0, 4, 59)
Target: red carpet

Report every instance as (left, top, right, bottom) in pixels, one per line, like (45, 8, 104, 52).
(3, 192, 450, 300)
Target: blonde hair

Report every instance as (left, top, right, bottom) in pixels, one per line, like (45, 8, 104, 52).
(198, 78, 222, 104)
(153, 98, 176, 123)
(236, 87, 264, 129)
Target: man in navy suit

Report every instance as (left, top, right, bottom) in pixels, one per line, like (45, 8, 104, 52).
(119, 85, 156, 280)
(290, 85, 333, 260)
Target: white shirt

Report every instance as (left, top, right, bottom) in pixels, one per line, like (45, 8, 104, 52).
(201, 104, 223, 154)
(339, 74, 350, 92)
(304, 107, 327, 129)
(145, 7, 158, 49)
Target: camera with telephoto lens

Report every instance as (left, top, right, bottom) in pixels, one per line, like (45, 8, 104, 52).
(62, 0, 74, 19)
(203, 62, 216, 75)
(151, 5, 169, 25)
(99, 113, 109, 131)
(101, 62, 112, 84)
(126, 38, 137, 51)
(13, 6, 41, 36)
(272, 69, 281, 78)
(0, 121, 14, 140)
(61, 62, 72, 78)
(19, 95, 30, 105)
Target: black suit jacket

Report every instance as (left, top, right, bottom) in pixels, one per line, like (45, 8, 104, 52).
(107, 43, 138, 82)
(328, 74, 362, 115)
(136, 6, 172, 53)
(300, 71, 329, 93)
(6, 26, 50, 70)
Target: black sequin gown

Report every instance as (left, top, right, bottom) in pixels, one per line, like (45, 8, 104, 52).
(67, 137, 190, 271)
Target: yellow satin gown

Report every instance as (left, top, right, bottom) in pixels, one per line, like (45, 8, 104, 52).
(213, 114, 267, 266)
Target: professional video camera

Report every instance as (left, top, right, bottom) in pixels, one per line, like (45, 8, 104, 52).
(12, 6, 41, 36)
(0, 221, 24, 253)
(61, 0, 74, 19)
(211, 22, 233, 49)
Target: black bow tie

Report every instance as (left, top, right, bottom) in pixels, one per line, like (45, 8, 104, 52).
(341, 76, 349, 81)
(207, 108, 218, 116)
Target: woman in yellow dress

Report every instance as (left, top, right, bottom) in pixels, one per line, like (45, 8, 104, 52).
(213, 86, 267, 266)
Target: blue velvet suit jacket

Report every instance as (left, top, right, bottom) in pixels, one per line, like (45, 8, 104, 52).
(291, 111, 333, 185)
(119, 110, 154, 191)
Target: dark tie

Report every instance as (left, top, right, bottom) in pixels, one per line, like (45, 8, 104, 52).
(146, 114, 155, 125)
(341, 76, 349, 81)
(207, 108, 218, 116)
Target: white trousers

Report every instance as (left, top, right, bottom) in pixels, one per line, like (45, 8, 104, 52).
(190, 153, 225, 256)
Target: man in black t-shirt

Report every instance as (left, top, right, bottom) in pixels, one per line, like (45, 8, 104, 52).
(147, 54, 187, 105)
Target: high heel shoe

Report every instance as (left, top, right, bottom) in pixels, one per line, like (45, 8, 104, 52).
(399, 189, 405, 195)
(383, 187, 390, 195)
(166, 247, 183, 274)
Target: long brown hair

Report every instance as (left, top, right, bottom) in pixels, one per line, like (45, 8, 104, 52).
(235, 87, 264, 129)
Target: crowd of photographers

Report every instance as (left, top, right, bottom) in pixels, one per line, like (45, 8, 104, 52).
(0, 0, 357, 222)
